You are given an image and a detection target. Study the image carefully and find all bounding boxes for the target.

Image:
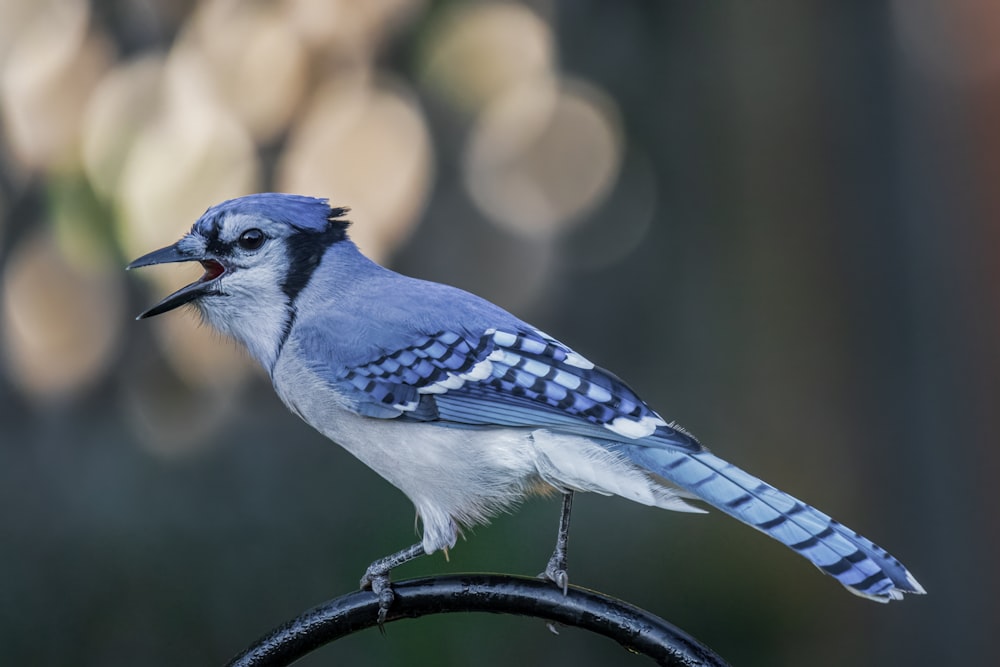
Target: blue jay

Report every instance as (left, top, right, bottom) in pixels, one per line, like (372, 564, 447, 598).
(128, 193, 924, 620)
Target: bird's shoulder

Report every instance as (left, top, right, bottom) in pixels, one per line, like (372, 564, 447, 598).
(291, 265, 524, 367)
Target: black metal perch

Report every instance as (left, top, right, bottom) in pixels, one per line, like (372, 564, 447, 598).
(225, 573, 729, 667)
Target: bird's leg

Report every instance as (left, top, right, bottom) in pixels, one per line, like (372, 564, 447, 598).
(360, 542, 426, 626)
(540, 491, 574, 594)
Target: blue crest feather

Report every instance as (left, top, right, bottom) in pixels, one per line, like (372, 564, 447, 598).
(194, 193, 350, 235)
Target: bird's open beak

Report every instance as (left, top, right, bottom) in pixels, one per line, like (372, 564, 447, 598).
(127, 242, 226, 320)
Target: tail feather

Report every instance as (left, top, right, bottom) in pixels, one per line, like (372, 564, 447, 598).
(618, 445, 925, 602)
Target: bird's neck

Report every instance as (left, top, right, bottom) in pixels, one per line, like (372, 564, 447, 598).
(196, 285, 293, 373)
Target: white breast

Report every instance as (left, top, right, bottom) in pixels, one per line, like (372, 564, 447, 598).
(271, 342, 544, 553)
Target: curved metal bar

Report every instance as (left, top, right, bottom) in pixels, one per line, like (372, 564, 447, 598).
(225, 574, 729, 667)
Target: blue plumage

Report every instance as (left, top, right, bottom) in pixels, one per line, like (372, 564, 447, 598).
(331, 325, 684, 445)
(195, 193, 348, 234)
(128, 193, 925, 612)
(615, 445, 920, 600)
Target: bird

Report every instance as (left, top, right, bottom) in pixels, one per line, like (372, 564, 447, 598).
(127, 193, 925, 621)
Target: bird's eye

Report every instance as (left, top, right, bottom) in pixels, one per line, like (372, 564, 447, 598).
(238, 228, 265, 251)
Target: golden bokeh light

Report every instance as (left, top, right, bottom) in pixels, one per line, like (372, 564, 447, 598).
(0, 0, 42, 63)
(281, 0, 425, 59)
(180, 0, 308, 143)
(277, 71, 433, 262)
(421, 1, 554, 113)
(464, 76, 623, 239)
(1, 229, 123, 399)
(82, 55, 167, 199)
(0, 0, 112, 171)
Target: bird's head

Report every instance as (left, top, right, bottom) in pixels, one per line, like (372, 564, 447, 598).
(128, 193, 350, 365)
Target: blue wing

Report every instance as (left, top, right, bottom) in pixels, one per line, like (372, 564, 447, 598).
(314, 324, 704, 453)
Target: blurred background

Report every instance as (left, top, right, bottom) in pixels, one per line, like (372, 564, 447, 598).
(0, 0, 995, 665)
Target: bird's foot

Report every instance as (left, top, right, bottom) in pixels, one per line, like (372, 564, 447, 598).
(359, 542, 426, 629)
(360, 568, 395, 629)
(540, 549, 569, 595)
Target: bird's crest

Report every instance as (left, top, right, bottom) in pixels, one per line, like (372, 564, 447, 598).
(194, 193, 350, 237)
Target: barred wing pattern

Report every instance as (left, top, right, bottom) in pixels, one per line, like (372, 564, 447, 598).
(335, 327, 697, 449)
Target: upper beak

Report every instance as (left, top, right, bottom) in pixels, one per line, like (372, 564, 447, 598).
(126, 243, 192, 271)
(127, 241, 224, 320)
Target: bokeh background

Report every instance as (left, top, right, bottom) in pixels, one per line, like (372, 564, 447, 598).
(1, 1, 996, 665)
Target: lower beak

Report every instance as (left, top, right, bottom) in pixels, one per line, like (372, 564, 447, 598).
(127, 242, 224, 319)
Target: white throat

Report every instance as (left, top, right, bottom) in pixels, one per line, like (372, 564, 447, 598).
(195, 271, 293, 371)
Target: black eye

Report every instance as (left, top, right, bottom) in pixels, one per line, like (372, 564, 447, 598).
(238, 228, 265, 251)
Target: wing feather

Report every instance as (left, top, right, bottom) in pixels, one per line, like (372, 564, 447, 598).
(304, 324, 703, 453)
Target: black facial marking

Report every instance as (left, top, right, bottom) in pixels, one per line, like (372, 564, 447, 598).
(203, 216, 228, 257)
(270, 210, 351, 368)
(281, 217, 350, 302)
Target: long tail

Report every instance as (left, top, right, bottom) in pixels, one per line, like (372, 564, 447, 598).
(618, 444, 926, 602)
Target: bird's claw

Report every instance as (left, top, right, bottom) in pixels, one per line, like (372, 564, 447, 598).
(360, 569, 394, 629)
(359, 542, 426, 630)
(541, 557, 569, 635)
(551, 568, 570, 595)
(540, 556, 570, 595)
